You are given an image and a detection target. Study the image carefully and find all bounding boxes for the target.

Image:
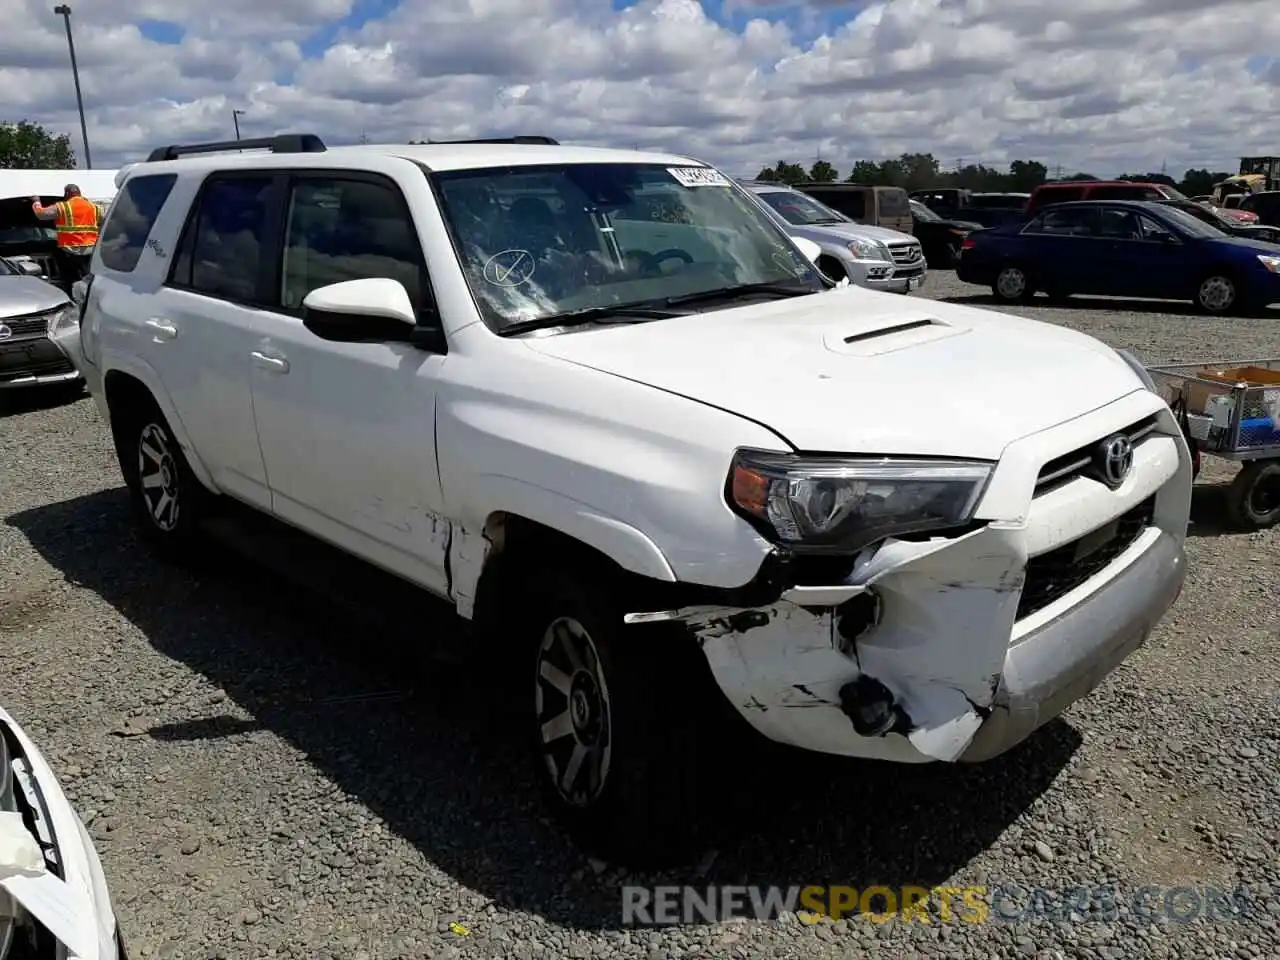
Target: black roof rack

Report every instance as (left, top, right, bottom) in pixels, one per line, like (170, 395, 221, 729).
(407, 136, 559, 145)
(145, 133, 327, 163)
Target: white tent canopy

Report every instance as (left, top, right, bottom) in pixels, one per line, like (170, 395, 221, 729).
(0, 169, 119, 203)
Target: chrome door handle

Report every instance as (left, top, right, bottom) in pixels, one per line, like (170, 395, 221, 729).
(144, 318, 177, 340)
(250, 350, 289, 373)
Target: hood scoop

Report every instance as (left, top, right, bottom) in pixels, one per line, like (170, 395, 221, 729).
(823, 314, 968, 357)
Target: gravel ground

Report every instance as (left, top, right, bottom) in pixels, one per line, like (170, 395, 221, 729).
(1, 271, 1278, 959)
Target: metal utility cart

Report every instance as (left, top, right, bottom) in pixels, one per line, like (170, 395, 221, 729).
(1145, 358, 1280, 530)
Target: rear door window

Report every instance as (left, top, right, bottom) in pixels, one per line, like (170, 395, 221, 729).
(168, 175, 276, 304)
(97, 174, 178, 273)
(1025, 208, 1098, 236)
(876, 189, 908, 217)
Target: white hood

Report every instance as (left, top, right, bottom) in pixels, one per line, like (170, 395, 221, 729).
(522, 286, 1145, 460)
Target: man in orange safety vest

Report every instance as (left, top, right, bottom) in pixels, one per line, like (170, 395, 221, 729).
(31, 184, 102, 293)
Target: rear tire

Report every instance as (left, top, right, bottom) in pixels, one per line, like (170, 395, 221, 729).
(992, 263, 1034, 303)
(519, 563, 714, 866)
(112, 398, 213, 559)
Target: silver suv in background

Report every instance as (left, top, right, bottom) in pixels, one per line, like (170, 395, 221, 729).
(739, 180, 926, 293)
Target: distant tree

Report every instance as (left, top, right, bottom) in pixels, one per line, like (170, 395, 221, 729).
(769, 161, 808, 185)
(891, 152, 941, 191)
(809, 159, 838, 182)
(1062, 172, 1100, 181)
(0, 120, 75, 169)
(754, 166, 780, 182)
(1007, 159, 1048, 191)
(845, 160, 882, 184)
(950, 163, 1005, 191)
(1179, 168, 1232, 196)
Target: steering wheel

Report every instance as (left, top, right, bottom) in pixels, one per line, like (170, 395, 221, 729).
(624, 248, 694, 276)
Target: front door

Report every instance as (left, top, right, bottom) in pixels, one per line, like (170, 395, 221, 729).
(1092, 207, 1193, 299)
(247, 172, 452, 597)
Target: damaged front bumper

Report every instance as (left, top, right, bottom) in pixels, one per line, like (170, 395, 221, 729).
(0, 706, 121, 959)
(625, 400, 1190, 764)
(630, 524, 1183, 764)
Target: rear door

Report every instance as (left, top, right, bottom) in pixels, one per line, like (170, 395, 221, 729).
(1017, 207, 1107, 293)
(153, 172, 281, 509)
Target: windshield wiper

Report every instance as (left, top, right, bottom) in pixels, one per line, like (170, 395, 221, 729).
(809, 217, 847, 224)
(661, 279, 820, 307)
(499, 303, 682, 337)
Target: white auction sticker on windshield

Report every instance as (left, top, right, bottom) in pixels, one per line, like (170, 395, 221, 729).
(667, 166, 730, 187)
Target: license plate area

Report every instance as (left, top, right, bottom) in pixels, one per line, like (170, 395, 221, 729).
(1074, 519, 1119, 563)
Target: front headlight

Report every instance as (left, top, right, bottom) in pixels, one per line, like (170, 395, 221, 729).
(1115, 348, 1157, 392)
(45, 304, 78, 338)
(1256, 254, 1280, 273)
(848, 238, 884, 260)
(727, 449, 993, 553)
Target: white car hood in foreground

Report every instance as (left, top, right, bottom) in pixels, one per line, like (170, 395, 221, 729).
(522, 286, 1144, 460)
(0, 705, 119, 959)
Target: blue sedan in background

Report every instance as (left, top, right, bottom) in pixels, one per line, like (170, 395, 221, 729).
(956, 200, 1280, 314)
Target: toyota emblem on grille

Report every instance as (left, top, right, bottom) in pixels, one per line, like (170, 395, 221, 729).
(0, 324, 11, 341)
(1096, 434, 1134, 488)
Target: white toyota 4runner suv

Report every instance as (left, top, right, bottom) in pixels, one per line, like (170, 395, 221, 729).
(68, 133, 1191, 863)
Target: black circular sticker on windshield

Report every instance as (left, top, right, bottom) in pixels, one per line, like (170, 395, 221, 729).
(483, 249, 536, 287)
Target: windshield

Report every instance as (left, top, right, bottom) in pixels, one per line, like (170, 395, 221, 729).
(1158, 205, 1228, 239)
(755, 190, 849, 225)
(432, 163, 826, 332)
(909, 199, 941, 221)
(0, 258, 16, 276)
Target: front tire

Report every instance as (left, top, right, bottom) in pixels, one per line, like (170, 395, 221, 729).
(1195, 272, 1238, 314)
(524, 565, 711, 865)
(113, 399, 212, 558)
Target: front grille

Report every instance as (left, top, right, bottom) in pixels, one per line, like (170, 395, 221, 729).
(888, 242, 923, 266)
(1016, 496, 1154, 619)
(1034, 414, 1160, 495)
(0, 314, 51, 339)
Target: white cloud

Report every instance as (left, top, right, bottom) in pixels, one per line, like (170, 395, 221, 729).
(2, 0, 1276, 177)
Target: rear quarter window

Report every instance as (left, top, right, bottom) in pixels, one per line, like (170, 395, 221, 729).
(877, 189, 908, 215)
(97, 174, 179, 273)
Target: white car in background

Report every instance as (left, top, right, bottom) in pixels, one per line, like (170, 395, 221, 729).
(739, 180, 927, 292)
(73, 133, 1190, 865)
(0, 705, 125, 958)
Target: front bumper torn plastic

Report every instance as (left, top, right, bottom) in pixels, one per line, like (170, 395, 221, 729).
(625, 520, 1184, 764)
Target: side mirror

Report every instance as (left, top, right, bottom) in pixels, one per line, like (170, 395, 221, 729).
(15, 259, 42, 277)
(301, 278, 433, 346)
(790, 236, 822, 264)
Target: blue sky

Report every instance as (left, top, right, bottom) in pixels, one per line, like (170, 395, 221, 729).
(13, 0, 1280, 174)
